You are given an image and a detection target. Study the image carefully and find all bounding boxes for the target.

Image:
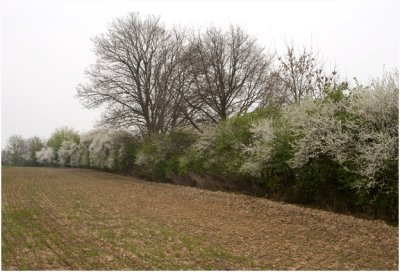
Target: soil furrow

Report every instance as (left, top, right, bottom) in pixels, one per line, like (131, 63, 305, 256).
(2, 167, 398, 270)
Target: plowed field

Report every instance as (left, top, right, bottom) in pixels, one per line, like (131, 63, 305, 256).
(2, 167, 398, 270)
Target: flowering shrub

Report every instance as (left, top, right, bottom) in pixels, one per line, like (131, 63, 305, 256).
(36, 147, 56, 165)
(348, 72, 398, 186)
(86, 129, 137, 171)
(77, 129, 104, 167)
(240, 71, 398, 217)
(239, 115, 297, 197)
(58, 141, 79, 167)
(32, 129, 138, 171)
(240, 118, 276, 177)
(289, 73, 397, 208)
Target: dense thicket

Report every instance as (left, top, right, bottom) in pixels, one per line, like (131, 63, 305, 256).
(2, 13, 398, 221)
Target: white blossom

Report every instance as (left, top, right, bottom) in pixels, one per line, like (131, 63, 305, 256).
(240, 118, 275, 177)
(36, 147, 56, 165)
(58, 141, 79, 167)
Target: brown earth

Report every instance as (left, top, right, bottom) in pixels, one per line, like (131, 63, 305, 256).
(1, 167, 398, 270)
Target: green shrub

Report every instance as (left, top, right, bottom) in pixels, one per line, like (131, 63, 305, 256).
(135, 131, 198, 180)
(47, 127, 80, 152)
(180, 110, 268, 179)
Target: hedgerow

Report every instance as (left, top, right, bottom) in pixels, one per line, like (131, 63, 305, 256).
(2, 72, 398, 221)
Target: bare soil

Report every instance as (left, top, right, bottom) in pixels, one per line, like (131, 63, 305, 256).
(2, 167, 398, 270)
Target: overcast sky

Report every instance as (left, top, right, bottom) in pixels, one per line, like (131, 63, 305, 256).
(1, 0, 399, 147)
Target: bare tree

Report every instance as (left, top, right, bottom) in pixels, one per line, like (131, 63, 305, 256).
(182, 26, 274, 124)
(258, 71, 289, 109)
(272, 43, 337, 104)
(77, 13, 188, 135)
(3, 135, 28, 166)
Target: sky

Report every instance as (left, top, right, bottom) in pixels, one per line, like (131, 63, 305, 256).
(1, 0, 399, 147)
